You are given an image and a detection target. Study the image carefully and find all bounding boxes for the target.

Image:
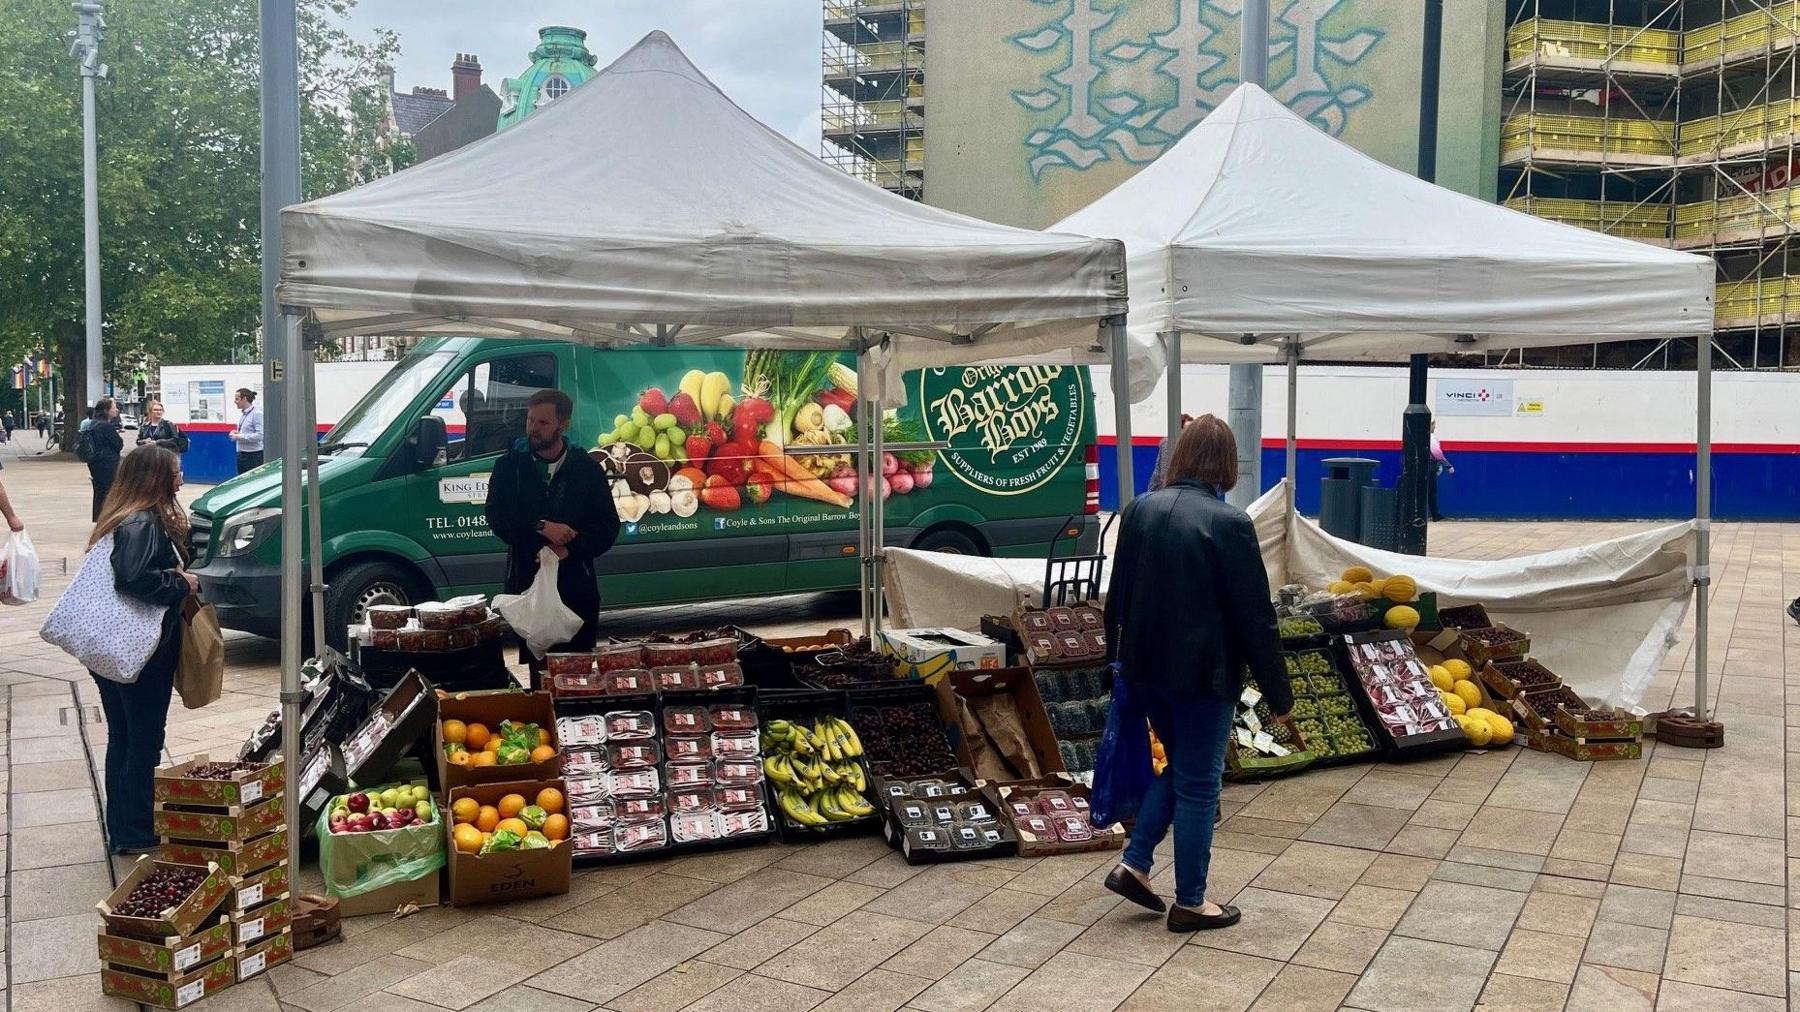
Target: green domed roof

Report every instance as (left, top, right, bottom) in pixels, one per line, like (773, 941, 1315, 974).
(498, 26, 599, 130)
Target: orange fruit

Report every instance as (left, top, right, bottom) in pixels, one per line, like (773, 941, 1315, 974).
(447, 750, 471, 767)
(464, 723, 491, 750)
(484, 737, 500, 752)
(542, 814, 569, 841)
(497, 793, 527, 818)
(497, 817, 528, 838)
(453, 824, 483, 854)
(536, 787, 564, 814)
(530, 745, 556, 763)
(469, 751, 497, 767)
(475, 805, 500, 833)
(441, 719, 468, 745)
(451, 797, 480, 824)
(537, 728, 551, 747)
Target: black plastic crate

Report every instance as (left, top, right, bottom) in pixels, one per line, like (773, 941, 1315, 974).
(757, 690, 881, 843)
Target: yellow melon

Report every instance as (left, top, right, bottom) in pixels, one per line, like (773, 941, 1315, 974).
(1427, 665, 1453, 692)
(1382, 575, 1418, 603)
(1461, 716, 1493, 747)
(1368, 577, 1390, 598)
(1384, 605, 1421, 630)
(1485, 713, 1515, 745)
(1327, 580, 1355, 595)
(1453, 680, 1482, 710)
(1442, 659, 1473, 680)
(1443, 691, 1467, 716)
(1465, 707, 1495, 722)
(1341, 566, 1374, 584)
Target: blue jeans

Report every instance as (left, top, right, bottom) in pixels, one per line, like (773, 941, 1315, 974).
(1120, 687, 1235, 909)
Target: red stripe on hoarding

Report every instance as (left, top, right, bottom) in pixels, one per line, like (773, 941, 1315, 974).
(1095, 435, 1800, 455)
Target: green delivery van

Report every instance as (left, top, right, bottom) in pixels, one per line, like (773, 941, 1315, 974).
(190, 337, 1100, 642)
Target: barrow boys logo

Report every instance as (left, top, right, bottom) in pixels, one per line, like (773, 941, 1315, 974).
(919, 365, 1087, 496)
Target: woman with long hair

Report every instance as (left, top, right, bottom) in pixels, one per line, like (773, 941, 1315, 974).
(86, 445, 197, 854)
(1102, 415, 1291, 931)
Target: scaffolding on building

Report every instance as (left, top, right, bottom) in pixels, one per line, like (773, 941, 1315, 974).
(1501, 0, 1800, 370)
(821, 0, 926, 200)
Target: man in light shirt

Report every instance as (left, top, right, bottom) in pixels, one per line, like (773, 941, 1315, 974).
(229, 388, 264, 473)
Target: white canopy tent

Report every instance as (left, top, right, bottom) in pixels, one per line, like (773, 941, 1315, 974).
(268, 31, 1127, 866)
(1051, 83, 1718, 715)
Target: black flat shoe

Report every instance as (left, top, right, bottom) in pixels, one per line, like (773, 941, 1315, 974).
(1167, 903, 1240, 932)
(1104, 866, 1167, 913)
(110, 843, 159, 857)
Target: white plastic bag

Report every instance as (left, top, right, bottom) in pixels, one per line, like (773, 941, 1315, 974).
(492, 546, 583, 659)
(2, 530, 39, 605)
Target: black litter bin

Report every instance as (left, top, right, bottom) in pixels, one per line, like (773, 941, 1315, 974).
(1319, 457, 1379, 540)
(1359, 485, 1400, 552)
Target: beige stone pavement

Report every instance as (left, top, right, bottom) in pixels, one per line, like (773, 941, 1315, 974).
(2, 438, 1797, 1012)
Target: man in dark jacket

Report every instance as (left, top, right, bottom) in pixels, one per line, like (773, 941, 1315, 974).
(135, 399, 189, 454)
(484, 389, 620, 682)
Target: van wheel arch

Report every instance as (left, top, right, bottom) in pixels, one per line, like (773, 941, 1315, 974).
(322, 555, 435, 650)
(910, 522, 989, 557)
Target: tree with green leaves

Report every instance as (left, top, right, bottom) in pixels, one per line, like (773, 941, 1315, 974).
(0, 0, 399, 447)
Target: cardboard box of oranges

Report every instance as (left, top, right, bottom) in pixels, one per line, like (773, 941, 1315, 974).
(436, 690, 563, 790)
(444, 779, 571, 905)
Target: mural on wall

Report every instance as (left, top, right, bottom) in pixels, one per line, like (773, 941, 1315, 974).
(1007, 0, 1384, 179)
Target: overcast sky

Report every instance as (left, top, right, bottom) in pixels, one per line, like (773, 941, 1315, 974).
(347, 0, 824, 148)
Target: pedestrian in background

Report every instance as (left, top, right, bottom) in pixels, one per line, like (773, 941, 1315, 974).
(83, 446, 196, 854)
(229, 387, 263, 473)
(1148, 413, 1194, 492)
(1102, 414, 1291, 932)
(81, 397, 124, 521)
(35, 412, 47, 440)
(1429, 419, 1453, 522)
(2, 410, 14, 442)
(136, 399, 189, 454)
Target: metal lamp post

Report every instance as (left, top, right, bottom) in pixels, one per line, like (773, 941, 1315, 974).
(72, 2, 106, 408)
(1396, 0, 1445, 555)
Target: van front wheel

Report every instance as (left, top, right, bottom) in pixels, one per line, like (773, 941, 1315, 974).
(911, 527, 984, 556)
(325, 560, 429, 649)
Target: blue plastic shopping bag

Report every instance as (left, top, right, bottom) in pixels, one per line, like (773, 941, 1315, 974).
(1090, 664, 1154, 829)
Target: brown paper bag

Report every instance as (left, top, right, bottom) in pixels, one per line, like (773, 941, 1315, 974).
(176, 597, 224, 709)
(972, 692, 1041, 779)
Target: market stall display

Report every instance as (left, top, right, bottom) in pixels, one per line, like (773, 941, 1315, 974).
(761, 711, 878, 835)
(876, 769, 1015, 863)
(435, 690, 561, 788)
(1283, 649, 1379, 764)
(444, 779, 573, 904)
(1226, 681, 1314, 780)
(318, 781, 444, 916)
(933, 668, 1064, 784)
(1034, 666, 1110, 777)
(95, 858, 241, 1009)
(1012, 604, 1106, 668)
(554, 690, 773, 860)
(1340, 630, 1466, 756)
(351, 598, 514, 691)
(849, 685, 958, 780)
(992, 778, 1122, 857)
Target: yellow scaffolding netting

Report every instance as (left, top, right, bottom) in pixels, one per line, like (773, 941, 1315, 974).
(1683, 2, 1800, 64)
(1502, 112, 1676, 161)
(1675, 183, 1800, 241)
(1506, 17, 1680, 66)
(1715, 275, 1800, 324)
(1503, 197, 1671, 239)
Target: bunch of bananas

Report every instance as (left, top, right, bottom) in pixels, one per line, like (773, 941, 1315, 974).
(763, 717, 874, 826)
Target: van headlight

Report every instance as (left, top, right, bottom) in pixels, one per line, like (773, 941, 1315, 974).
(218, 508, 282, 558)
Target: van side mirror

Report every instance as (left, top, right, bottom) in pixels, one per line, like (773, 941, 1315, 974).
(413, 415, 448, 468)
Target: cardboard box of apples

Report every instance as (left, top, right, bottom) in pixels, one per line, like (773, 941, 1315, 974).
(316, 781, 445, 905)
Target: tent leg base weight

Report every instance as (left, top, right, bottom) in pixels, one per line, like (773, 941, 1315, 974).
(1648, 710, 1725, 749)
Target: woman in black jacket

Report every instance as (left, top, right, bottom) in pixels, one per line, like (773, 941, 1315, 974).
(87, 446, 197, 854)
(84, 397, 124, 521)
(1102, 415, 1292, 932)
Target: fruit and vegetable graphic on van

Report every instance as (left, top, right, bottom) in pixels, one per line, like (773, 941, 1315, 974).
(186, 338, 1096, 644)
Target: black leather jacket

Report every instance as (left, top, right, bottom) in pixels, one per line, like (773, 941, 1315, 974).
(113, 509, 190, 646)
(484, 439, 621, 617)
(1103, 479, 1292, 715)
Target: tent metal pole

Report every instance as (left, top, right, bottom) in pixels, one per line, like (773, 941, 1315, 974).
(1694, 334, 1712, 720)
(277, 309, 305, 873)
(870, 344, 887, 635)
(855, 344, 873, 639)
(1285, 339, 1299, 522)
(1226, 357, 1261, 510)
(303, 346, 326, 648)
(1163, 331, 1182, 450)
(1110, 318, 1135, 509)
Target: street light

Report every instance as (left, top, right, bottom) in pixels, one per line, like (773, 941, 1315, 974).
(71, 1, 106, 412)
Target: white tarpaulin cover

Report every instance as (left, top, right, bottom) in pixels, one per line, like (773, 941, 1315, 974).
(887, 484, 1695, 709)
(277, 31, 1126, 374)
(1050, 84, 1715, 401)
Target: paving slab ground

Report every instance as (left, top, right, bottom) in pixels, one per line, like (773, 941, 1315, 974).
(3, 441, 1797, 1012)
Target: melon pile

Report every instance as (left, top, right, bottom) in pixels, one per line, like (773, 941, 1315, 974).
(1326, 567, 1421, 631)
(1427, 659, 1515, 746)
